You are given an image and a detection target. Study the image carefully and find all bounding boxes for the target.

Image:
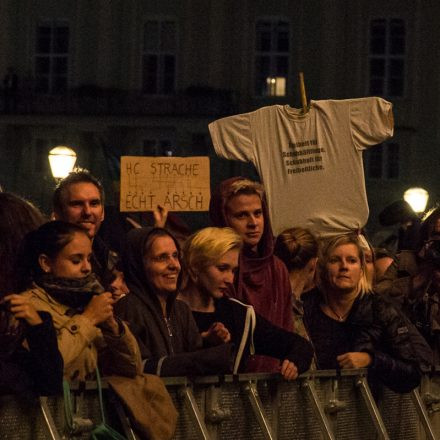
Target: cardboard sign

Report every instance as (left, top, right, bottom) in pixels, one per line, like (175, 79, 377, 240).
(120, 156, 210, 212)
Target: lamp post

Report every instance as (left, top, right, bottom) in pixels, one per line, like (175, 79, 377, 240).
(48, 146, 77, 180)
(403, 187, 429, 214)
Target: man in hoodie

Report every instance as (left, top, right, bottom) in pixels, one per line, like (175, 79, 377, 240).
(210, 177, 294, 373)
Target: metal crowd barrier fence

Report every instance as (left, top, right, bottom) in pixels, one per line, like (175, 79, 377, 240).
(1, 370, 440, 439)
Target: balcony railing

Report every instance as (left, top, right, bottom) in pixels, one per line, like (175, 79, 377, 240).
(0, 86, 237, 117)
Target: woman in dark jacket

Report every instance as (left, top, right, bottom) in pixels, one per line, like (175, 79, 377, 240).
(115, 227, 235, 377)
(302, 233, 429, 394)
(179, 227, 313, 377)
(0, 192, 63, 396)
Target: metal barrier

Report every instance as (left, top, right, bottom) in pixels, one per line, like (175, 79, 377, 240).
(0, 370, 439, 439)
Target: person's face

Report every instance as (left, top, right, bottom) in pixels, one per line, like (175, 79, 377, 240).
(225, 194, 264, 251)
(39, 231, 92, 279)
(326, 243, 363, 294)
(57, 182, 104, 239)
(197, 249, 239, 299)
(109, 269, 129, 300)
(144, 235, 181, 294)
(364, 249, 375, 286)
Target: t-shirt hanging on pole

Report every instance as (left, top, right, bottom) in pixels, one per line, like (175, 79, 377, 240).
(209, 98, 393, 237)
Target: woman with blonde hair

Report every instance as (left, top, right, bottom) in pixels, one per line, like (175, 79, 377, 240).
(179, 227, 314, 378)
(302, 233, 429, 393)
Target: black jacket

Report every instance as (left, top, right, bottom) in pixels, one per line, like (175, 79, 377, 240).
(303, 289, 423, 393)
(115, 227, 234, 377)
(0, 311, 63, 396)
(193, 297, 313, 374)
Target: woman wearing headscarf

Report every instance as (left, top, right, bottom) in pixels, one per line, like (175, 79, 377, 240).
(115, 227, 235, 377)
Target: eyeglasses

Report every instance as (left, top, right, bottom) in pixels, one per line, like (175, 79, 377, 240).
(148, 252, 180, 264)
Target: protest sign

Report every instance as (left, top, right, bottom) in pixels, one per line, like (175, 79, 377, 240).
(120, 156, 210, 212)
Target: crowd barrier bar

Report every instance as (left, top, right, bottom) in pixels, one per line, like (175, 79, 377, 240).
(1, 369, 440, 439)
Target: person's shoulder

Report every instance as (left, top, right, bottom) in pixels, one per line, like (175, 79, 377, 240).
(301, 288, 322, 314)
(22, 285, 52, 307)
(272, 254, 290, 279)
(366, 292, 402, 322)
(114, 292, 145, 318)
(174, 297, 193, 313)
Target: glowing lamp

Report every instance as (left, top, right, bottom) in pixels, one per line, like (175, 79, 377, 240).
(403, 187, 429, 213)
(48, 146, 77, 179)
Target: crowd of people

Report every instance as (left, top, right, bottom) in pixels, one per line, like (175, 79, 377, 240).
(0, 168, 438, 438)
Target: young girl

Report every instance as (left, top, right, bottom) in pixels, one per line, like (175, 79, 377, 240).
(179, 227, 313, 378)
(20, 220, 141, 381)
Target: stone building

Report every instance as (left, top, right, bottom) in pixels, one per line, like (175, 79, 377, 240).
(0, 0, 437, 233)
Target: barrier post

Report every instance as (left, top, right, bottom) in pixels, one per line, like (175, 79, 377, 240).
(411, 389, 437, 440)
(243, 380, 275, 440)
(356, 376, 390, 440)
(39, 397, 62, 440)
(179, 386, 211, 440)
(302, 377, 336, 440)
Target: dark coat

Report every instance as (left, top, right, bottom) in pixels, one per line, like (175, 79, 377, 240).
(0, 311, 63, 396)
(303, 288, 424, 393)
(209, 177, 293, 373)
(193, 297, 313, 374)
(115, 227, 234, 376)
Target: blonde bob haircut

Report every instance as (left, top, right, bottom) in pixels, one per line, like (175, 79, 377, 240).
(318, 233, 372, 297)
(182, 227, 242, 280)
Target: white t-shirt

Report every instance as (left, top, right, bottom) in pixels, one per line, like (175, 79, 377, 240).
(209, 98, 393, 237)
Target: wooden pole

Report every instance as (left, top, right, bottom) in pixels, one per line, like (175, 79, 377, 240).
(299, 72, 308, 113)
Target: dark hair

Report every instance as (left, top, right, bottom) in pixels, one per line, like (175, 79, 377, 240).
(420, 207, 440, 246)
(52, 168, 105, 217)
(143, 228, 180, 259)
(0, 192, 46, 296)
(374, 247, 393, 260)
(274, 227, 319, 271)
(20, 220, 90, 287)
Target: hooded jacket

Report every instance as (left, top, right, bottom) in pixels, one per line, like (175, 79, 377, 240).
(210, 177, 293, 372)
(115, 227, 234, 376)
(193, 297, 313, 374)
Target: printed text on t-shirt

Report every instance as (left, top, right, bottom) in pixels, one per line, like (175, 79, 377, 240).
(283, 139, 325, 174)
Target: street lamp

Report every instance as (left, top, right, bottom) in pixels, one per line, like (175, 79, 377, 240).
(403, 187, 429, 214)
(48, 146, 77, 179)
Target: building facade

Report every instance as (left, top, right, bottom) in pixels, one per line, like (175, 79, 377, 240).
(0, 0, 437, 234)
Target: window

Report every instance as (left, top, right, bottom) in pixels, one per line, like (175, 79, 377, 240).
(369, 19, 405, 97)
(365, 142, 400, 179)
(35, 21, 69, 94)
(143, 138, 174, 156)
(255, 19, 290, 96)
(191, 133, 208, 155)
(142, 20, 177, 95)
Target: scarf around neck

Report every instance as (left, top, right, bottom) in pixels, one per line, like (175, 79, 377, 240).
(36, 273, 105, 311)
